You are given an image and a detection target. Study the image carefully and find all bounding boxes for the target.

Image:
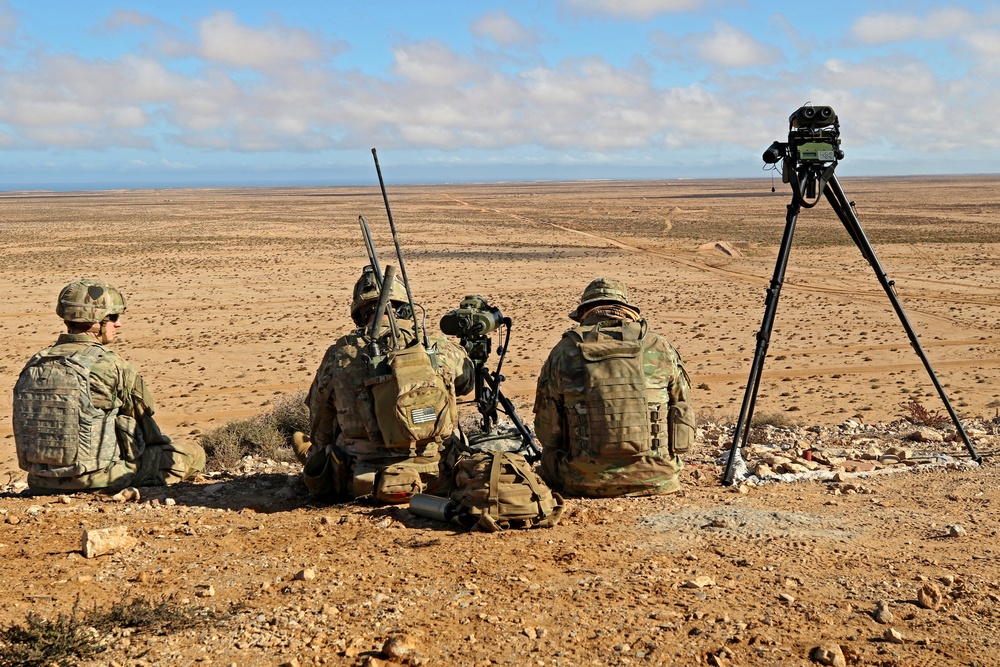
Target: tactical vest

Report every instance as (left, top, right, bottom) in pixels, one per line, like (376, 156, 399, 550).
(564, 321, 668, 458)
(366, 342, 458, 451)
(13, 344, 121, 478)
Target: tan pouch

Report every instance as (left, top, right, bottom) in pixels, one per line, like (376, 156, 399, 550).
(369, 345, 457, 449)
(668, 402, 696, 455)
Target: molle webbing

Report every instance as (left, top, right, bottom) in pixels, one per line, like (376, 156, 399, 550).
(572, 322, 651, 457)
(13, 344, 119, 477)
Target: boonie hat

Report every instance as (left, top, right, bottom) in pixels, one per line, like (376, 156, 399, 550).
(569, 277, 638, 322)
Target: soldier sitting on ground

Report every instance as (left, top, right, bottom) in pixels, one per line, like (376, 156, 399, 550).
(13, 278, 205, 494)
(294, 266, 475, 504)
(533, 278, 695, 497)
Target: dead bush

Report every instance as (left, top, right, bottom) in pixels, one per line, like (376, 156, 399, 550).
(748, 411, 794, 444)
(0, 607, 102, 667)
(898, 399, 949, 428)
(200, 389, 307, 470)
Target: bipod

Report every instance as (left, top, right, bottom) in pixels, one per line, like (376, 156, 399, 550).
(722, 170, 981, 485)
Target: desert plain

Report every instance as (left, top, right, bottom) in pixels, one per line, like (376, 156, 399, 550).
(1, 175, 1000, 666)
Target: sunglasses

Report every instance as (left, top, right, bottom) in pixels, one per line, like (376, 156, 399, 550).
(107, 313, 120, 322)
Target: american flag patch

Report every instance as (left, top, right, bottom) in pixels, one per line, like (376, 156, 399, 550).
(411, 406, 437, 424)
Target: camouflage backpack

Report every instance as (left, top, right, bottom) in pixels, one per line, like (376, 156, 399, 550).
(13, 345, 121, 477)
(565, 320, 657, 457)
(444, 430, 564, 532)
(366, 342, 458, 451)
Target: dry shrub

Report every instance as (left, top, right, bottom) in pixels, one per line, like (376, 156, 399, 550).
(748, 410, 794, 444)
(0, 607, 102, 667)
(898, 399, 949, 428)
(200, 389, 308, 470)
(92, 596, 228, 635)
(269, 389, 310, 440)
(0, 596, 232, 667)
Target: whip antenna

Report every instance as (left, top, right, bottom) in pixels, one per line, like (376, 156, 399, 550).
(372, 147, 425, 347)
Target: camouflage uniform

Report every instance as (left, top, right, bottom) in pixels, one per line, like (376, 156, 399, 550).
(533, 279, 695, 497)
(14, 280, 204, 493)
(301, 270, 475, 502)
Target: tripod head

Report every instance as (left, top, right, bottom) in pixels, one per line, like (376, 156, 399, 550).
(763, 105, 845, 208)
(439, 296, 540, 462)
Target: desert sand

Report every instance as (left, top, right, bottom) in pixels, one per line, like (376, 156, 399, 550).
(1, 176, 999, 666)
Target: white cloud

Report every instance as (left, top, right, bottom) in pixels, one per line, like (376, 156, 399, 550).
(391, 41, 482, 87)
(966, 29, 1000, 59)
(0, 0, 15, 47)
(696, 23, 781, 68)
(196, 11, 323, 69)
(561, 0, 702, 20)
(851, 8, 978, 44)
(0, 5, 998, 170)
(160, 159, 196, 169)
(99, 9, 164, 32)
(471, 10, 538, 49)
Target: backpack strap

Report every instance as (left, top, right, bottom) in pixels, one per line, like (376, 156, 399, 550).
(479, 452, 505, 530)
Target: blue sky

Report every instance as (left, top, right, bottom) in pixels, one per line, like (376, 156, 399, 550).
(0, 1, 997, 189)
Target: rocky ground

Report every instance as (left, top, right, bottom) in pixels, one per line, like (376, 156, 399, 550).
(3, 178, 1000, 666)
(2, 418, 998, 667)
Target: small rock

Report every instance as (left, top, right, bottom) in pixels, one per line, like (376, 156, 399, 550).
(82, 526, 137, 558)
(382, 634, 415, 659)
(884, 627, 904, 644)
(294, 568, 317, 581)
(111, 487, 141, 503)
(707, 652, 730, 667)
(7, 515, 20, 525)
(164, 498, 176, 506)
(58, 495, 72, 504)
(908, 428, 943, 443)
(810, 642, 846, 667)
(683, 575, 716, 589)
(873, 600, 893, 624)
(196, 585, 215, 598)
(917, 583, 943, 610)
(948, 524, 966, 537)
(778, 593, 795, 603)
(522, 627, 537, 639)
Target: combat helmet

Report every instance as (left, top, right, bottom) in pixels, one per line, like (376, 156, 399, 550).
(56, 278, 128, 323)
(351, 265, 408, 326)
(569, 277, 639, 322)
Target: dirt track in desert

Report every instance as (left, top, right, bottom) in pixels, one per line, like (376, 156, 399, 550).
(2, 177, 1000, 666)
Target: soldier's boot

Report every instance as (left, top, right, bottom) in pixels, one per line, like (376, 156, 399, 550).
(292, 431, 312, 464)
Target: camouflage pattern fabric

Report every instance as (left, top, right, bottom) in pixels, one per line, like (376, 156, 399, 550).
(17, 334, 204, 493)
(304, 318, 475, 500)
(533, 311, 694, 498)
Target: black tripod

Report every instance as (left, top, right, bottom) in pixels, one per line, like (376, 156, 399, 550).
(722, 145, 981, 484)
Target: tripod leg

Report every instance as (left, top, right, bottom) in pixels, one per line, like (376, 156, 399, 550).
(824, 175, 981, 463)
(723, 200, 802, 484)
